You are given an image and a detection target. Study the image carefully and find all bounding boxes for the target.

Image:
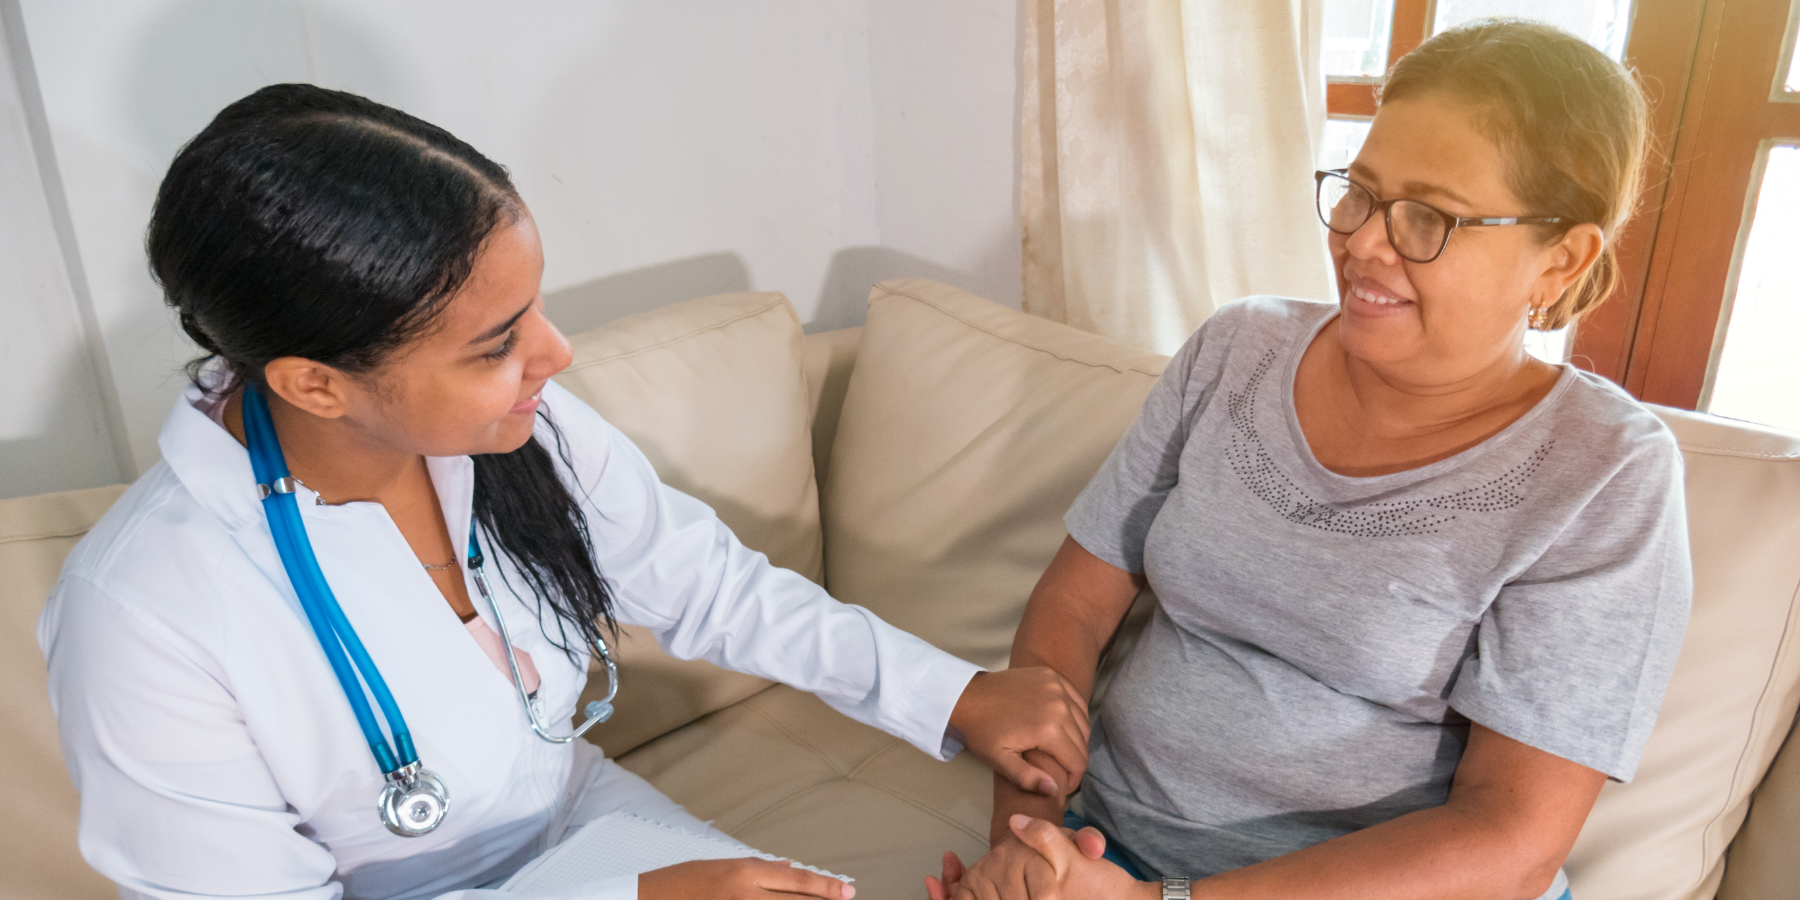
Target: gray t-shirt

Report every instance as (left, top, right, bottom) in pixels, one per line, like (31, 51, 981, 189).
(1067, 297, 1691, 889)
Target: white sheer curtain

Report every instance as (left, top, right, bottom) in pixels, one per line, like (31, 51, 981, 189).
(1021, 0, 1335, 354)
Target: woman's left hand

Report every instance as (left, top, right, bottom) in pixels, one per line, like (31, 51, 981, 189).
(949, 668, 1091, 796)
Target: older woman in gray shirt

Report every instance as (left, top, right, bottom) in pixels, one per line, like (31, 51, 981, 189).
(931, 20, 1691, 900)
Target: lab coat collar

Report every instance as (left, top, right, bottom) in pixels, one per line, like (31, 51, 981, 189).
(157, 385, 477, 543)
(157, 386, 262, 533)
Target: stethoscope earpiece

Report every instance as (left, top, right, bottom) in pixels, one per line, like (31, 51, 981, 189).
(585, 700, 614, 724)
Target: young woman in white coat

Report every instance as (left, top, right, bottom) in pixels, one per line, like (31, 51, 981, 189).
(39, 84, 1089, 900)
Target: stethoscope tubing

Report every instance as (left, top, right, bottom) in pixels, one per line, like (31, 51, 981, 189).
(240, 384, 618, 836)
(243, 385, 418, 774)
(269, 487, 401, 770)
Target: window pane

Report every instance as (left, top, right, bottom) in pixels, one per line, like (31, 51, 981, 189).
(1525, 326, 1572, 365)
(1323, 0, 1398, 78)
(1320, 118, 1373, 171)
(1707, 145, 1800, 433)
(1786, 10, 1800, 93)
(1433, 0, 1634, 62)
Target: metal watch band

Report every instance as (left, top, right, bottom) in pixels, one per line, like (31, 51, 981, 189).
(1161, 876, 1192, 900)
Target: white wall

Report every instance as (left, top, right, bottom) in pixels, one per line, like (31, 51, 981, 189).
(0, 2, 131, 496)
(0, 0, 1020, 499)
(861, 0, 1022, 327)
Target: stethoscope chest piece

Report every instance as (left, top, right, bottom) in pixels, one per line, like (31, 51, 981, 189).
(379, 762, 449, 837)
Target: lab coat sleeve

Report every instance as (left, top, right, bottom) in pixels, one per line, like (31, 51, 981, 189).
(429, 877, 636, 900)
(43, 574, 346, 900)
(541, 384, 982, 759)
(43, 575, 640, 900)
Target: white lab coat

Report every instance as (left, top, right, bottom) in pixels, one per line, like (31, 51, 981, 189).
(40, 382, 981, 900)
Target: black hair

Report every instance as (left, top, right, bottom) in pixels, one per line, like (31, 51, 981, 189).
(149, 82, 615, 653)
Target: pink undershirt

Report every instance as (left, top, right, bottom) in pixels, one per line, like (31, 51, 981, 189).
(202, 393, 542, 695)
(464, 617, 542, 695)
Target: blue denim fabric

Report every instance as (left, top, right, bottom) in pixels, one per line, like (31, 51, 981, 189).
(1058, 812, 1573, 900)
(1061, 811, 1149, 881)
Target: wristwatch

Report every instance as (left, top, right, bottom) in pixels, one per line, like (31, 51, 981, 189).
(1161, 876, 1191, 899)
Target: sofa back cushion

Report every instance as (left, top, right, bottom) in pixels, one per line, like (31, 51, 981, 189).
(821, 279, 1166, 670)
(554, 291, 821, 756)
(802, 326, 863, 495)
(0, 484, 129, 900)
(1569, 408, 1800, 900)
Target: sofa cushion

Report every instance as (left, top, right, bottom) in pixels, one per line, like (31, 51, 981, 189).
(821, 279, 1167, 670)
(553, 291, 820, 756)
(0, 484, 129, 900)
(1569, 409, 1800, 900)
(618, 685, 991, 899)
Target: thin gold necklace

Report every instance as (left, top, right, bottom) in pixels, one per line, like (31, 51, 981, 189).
(289, 475, 453, 571)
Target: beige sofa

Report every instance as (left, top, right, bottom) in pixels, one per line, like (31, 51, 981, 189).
(4, 279, 1797, 900)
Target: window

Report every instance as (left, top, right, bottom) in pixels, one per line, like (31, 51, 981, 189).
(1432, 0, 1633, 60)
(1592, 0, 1800, 427)
(1319, 119, 1372, 172)
(1705, 144, 1800, 431)
(1321, 0, 1800, 433)
(1784, 0, 1800, 92)
(1324, 0, 1398, 78)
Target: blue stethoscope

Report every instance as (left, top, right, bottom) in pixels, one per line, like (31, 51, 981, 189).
(241, 385, 619, 837)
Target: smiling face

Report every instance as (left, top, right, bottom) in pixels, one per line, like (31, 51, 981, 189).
(324, 210, 574, 458)
(1332, 92, 1593, 386)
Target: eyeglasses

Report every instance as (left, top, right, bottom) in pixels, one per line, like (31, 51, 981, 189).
(1313, 170, 1564, 264)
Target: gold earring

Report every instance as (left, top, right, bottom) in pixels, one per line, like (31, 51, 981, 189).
(1529, 306, 1551, 330)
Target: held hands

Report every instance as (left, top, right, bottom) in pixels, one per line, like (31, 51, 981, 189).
(640, 858, 854, 900)
(926, 815, 1150, 900)
(949, 668, 1092, 796)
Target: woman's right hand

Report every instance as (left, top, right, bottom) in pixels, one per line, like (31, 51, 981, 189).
(640, 858, 855, 899)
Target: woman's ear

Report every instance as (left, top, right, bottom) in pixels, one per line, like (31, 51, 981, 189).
(262, 357, 356, 419)
(1535, 223, 1605, 307)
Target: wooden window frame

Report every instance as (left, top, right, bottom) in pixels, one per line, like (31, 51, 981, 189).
(1326, 0, 1433, 118)
(1326, 0, 1800, 413)
(1586, 0, 1800, 408)
(1567, 0, 1710, 396)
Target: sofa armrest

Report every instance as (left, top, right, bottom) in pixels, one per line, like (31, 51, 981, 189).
(1720, 708, 1800, 899)
(1, 483, 131, 900)
(802, 327, 862, 495)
